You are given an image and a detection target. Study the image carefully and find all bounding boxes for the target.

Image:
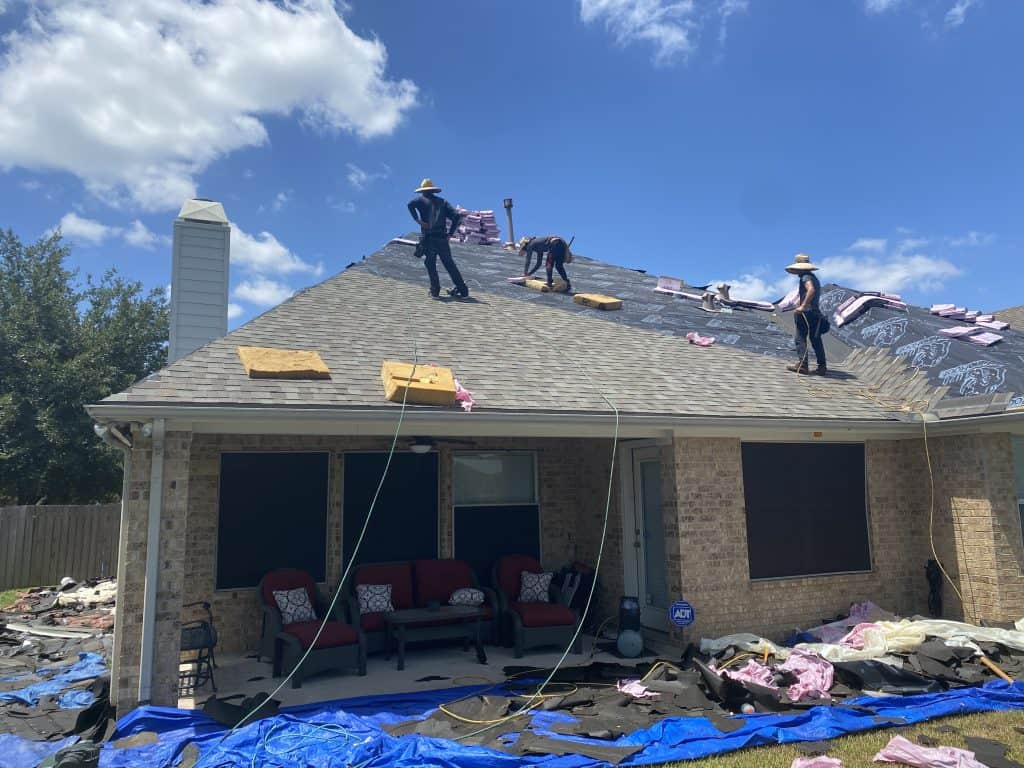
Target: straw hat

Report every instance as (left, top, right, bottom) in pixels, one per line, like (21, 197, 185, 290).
(785, 253, 819, 274)
(415, 178, 441, 193)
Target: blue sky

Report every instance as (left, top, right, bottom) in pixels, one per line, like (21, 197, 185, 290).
(0, 0, 1020, 325)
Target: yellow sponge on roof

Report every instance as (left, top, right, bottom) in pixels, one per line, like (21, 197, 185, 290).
(573, 293, 623, 310)
(237, 346, 331, 379)
(381, 360, 456, 406)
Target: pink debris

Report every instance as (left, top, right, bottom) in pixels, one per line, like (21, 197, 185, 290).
(967, 332, 1003, 346)
(776, 287, 801, 312)
(873, 735, 987, 768)
(792, 758, 844, 768)
(832, 294, 907, 327)
(779, 649, 833, 701)
(654, 276, 704, 301)
(454, 379, 475, 412)
(686, 332, 715, 347)
(721, 659, 776, 688)
(838, 622, 880, 650)
(617, 680, 658, 699)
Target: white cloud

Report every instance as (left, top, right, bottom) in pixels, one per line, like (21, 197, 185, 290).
(819, 252, 960, 294)
(232, 277, 294, 307)
(230, 226, 322, 277)
(579, 0, 700, 64)
(945, 0, 977, 27)
(227, 303, 244, 320)
(329, 198, 357, 214)
(52, 211, 119, 245)
(20, 179, 41, 191)
(271, 190, 291, 212)
(0, 1, 418, 210)
(712, 272, 793, 302)
(123, 219, 163, 249)
(948, 230, 994, 247)
(717, 0, 747, 45)
(346, 162, 390, 190)
(864, 0, 902, 13)
(848, 237, 888, 253)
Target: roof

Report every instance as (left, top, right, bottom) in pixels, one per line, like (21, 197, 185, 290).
(997, 304, 1024, 332)
(97, 237, 1023, 423)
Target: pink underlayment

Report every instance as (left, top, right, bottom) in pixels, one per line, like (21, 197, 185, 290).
(792, 758, 844, 768)
(779, 649, 834, 701)
(873, 735, 988, 768)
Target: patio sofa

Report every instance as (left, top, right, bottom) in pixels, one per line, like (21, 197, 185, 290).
(493, 554, 581, 657)
(346, 559, 498, 654)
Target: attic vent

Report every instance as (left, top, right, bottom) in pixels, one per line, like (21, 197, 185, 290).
(237, 346, 331, 379)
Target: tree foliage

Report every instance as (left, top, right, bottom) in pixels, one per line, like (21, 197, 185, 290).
(0, 229, 168, 504)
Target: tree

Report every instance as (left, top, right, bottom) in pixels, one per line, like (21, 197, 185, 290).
(0, 229, 168, 504)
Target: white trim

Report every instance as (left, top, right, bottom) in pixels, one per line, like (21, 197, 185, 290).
(137, 418, 165, 705)
(620, 441, 670, 630)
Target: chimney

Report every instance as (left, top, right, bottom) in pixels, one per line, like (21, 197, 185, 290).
(168, 199, 230, 364)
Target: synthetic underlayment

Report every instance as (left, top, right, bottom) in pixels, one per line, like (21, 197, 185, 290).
(5, 680, 1021, 768)
(365, 239, 1024, 406)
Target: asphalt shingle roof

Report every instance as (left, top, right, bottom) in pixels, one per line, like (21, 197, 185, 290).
(102, 238, 912, 422)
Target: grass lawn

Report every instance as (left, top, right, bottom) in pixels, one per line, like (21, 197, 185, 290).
(662, 710, 1024, 767)
(0, 587, 24, 609)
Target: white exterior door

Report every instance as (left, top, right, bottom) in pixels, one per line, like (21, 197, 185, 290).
(622, 445, 669, 628)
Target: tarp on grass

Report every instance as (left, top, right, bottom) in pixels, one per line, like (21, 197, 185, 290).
(9, 681, 1024, 768)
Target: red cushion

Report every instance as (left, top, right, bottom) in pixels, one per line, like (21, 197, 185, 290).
(355, 562, 414, 609)
(414, 559, 475, 607)
(496, 555, 542, 602)
(511, 602, 575, 628)
(359, 612, 388, 632)
(282, 620, 358, 650)
(261, 569, 317, 614)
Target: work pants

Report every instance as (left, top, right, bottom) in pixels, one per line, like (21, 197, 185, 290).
(546, 254, 569, 286)
(421, 235, 467, 295)
(795, 310, 827, 368)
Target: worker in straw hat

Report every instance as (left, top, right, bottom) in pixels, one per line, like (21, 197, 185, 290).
(407, 178, 470, 298)
(785, 252, 829, 375)
(518, 235, 573, 292)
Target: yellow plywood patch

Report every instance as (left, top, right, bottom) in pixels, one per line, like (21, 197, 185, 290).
(524, 278, 569, 293)
(574, 293, 623, 310)
(381, 360, 457, 407)
(237, 346, 331, 379)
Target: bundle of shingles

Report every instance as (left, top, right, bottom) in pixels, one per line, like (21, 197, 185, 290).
(450, 207, 502, 245)
(930, 304, 1009, 347)
(654, 277, 775, 312)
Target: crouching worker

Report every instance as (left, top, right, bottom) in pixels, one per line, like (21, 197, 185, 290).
(407, 178, 469, 298)
(519, 235, 572, 292)
(785, 252, 828, 375)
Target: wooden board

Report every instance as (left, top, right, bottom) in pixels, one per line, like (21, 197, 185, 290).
(574, 293, 623, 310)
(237, 346, 331, 379)
(381, 360, 457, 406)
(523, 278, 569, 293)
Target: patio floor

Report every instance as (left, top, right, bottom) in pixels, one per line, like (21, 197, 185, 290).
(179, 635, 663, 710)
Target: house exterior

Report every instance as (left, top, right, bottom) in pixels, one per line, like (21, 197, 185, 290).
(88, 229, 1024, 713)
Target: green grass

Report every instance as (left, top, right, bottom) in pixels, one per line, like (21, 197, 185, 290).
(661, 711, 1024, 767)
(0, 587, 27, 610)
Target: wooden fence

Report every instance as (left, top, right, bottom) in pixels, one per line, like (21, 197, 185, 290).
(0, 504, 120, 590)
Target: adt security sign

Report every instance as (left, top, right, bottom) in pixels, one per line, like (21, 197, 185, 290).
(669, 600, 695, 627)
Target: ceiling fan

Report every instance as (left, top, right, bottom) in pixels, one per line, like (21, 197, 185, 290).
(407, 436, 477, 454)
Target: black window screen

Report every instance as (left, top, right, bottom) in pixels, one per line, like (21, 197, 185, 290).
(216, 452, 329, 589)
(343, 453, 438, 567)
(742, 443, 870, 579)
(454, 504, 540, 587)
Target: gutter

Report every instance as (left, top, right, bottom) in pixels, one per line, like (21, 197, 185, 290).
(137, 418, 165, 705)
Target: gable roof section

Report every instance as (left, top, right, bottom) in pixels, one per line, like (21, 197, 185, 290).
(99, 239, 916, 422)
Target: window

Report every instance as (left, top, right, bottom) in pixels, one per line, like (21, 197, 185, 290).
(1013, 437, 1024, 548)
(216, 452, 329, 589)
(453, 452, 539, 585)
(741, 443, 870, 579)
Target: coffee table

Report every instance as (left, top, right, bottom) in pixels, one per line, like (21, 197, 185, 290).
(383, 606, 487, 670)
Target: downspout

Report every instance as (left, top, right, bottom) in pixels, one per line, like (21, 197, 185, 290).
(138, 418, 165, 704)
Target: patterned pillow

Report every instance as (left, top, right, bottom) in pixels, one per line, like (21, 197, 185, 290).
(518, 571, 552, 604)
(272, 587, 316, 625)
(356, 583, 394, 614)
(449, 587, 485, 607)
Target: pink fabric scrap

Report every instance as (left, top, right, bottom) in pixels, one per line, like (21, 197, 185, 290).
(617, 679, 658, 699)
(779, 649, 833, 701)
(873, 735, 987, 768)
(454, 379, 475, 412)
(838, 622, 881, 650)
(686, 331, 715, 347)
(792, 757, 843, 768)
(722, 659, 776, 689)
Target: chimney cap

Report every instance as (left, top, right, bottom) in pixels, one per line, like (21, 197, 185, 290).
(177, 198, 228, 224)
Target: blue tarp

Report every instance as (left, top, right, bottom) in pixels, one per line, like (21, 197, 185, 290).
(5, 681, 1024, 768)
(0, 653, 106, 708)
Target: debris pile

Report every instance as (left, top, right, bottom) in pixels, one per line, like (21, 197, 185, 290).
(450, 207, 502, 245)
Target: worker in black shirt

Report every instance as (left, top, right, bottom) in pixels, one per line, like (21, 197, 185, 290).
(407, 178, 469, 298)
(785, 253, 828, 375)
(518, 235, 572, 292)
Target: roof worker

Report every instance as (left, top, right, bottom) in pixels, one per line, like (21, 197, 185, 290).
(785, 253, 829, 375)
(519, 235, 572, 293)
(407, 178, 469, 298)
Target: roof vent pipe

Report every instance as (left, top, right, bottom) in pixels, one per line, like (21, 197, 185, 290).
(503, 198, 515, 247)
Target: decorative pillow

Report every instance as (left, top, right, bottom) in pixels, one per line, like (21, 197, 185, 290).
(272, 587, 316, 625)
(356, 583, 394, 614)
(449, 587, 485, 607)
(518, 571, 552, 604)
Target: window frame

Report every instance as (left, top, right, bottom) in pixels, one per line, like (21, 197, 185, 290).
(452, 450, 539, 508)
(214, 450, 331, 592)
(741, 441, 873, 582)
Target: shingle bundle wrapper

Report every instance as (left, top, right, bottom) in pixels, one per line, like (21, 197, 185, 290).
(831, 292, 906, 327)
(450, 207, 502, 245)
(381, 360, 457, 406)
(237, 346, 331, 379)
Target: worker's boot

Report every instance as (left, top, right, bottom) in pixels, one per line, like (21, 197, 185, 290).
(786, 362, 811, 374)
(813, 365, 828, 376)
